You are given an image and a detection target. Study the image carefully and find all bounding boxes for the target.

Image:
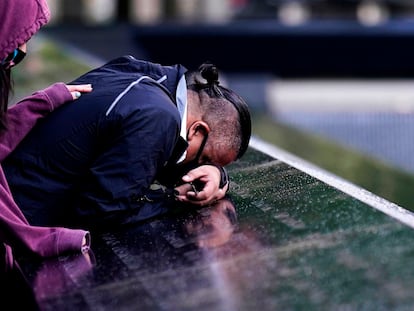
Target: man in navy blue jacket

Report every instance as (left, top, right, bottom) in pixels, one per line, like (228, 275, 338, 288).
(3, 56, 251, 231)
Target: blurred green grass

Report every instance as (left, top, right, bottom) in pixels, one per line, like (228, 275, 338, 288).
(10, 34, 92, 103)
(252, 113, 414, 210)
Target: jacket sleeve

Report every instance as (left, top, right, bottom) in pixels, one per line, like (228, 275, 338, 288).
(0, 83, 90, 258)
(0, 168, 90, 258)
(0, 82, 72, 161)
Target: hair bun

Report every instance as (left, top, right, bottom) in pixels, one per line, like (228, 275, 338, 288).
(199, 62, 219, 85)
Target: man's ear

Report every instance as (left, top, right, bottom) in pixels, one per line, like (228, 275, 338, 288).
(187, 121, 210, 140)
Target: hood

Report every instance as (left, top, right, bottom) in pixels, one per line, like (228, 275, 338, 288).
(0, 0, 50, 60)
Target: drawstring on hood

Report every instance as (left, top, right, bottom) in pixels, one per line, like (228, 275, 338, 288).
(0, 0, 50, 60)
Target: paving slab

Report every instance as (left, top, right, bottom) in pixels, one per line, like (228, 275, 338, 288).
(11, 141, 414, 311)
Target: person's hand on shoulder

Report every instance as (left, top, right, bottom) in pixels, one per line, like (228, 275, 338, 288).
(65, 84, 93, 100)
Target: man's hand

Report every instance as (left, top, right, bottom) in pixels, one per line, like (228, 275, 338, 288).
(174, 165, 228, 206)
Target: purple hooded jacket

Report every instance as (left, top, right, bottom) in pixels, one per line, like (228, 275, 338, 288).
(0, 0, 90, 272)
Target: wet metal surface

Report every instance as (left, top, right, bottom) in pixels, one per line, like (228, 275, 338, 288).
(16, 147, 414, 310)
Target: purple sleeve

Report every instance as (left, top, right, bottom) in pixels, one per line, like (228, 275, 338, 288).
(0, 84, 91, 258)
(0, 166, 90, 258)
(0, 82, 72, 161)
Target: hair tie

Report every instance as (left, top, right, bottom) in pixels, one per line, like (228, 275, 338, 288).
(199, 62, 219, 86)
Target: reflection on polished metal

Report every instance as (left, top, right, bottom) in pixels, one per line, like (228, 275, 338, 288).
(10, 147, 414, 310)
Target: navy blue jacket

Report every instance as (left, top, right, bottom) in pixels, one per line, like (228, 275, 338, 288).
(3, 56, 189, 230)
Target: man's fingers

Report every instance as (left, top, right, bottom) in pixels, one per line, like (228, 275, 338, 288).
(174, 183, 193, 196)
(182, 173, 196, 183)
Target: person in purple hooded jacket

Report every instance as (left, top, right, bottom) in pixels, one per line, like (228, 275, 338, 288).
(0, 0, 93, 275)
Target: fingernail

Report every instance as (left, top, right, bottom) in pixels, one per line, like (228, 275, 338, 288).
(74, 91, 81, 98)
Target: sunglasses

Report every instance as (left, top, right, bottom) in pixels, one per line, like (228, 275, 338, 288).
(1, 48, 26, 69)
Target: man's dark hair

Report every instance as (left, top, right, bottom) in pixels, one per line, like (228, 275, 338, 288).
(186, 62, 251, 159)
